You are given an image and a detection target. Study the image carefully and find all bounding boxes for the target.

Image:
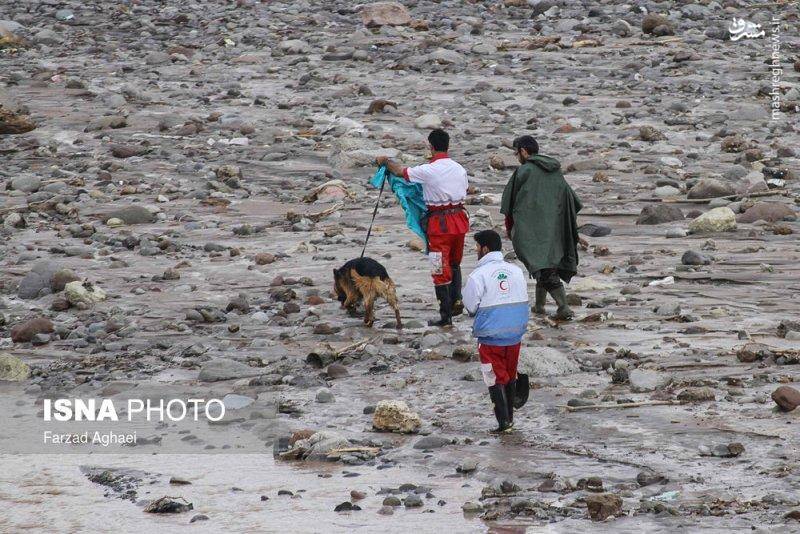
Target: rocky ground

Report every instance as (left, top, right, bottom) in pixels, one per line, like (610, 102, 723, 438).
(1, 0, 799, 532)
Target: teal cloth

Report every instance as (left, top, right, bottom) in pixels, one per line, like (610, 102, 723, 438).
(370, 165, 428, 250)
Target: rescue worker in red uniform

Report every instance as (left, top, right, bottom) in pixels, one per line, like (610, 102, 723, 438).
(378, 129, 469, 327)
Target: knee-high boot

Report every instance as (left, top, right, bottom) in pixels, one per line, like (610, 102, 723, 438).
(488, 384, 511, 433)
(428, 284, 453, 327)
(450, 265, 463, 317)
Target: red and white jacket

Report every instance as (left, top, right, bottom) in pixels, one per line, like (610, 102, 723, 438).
(403, 152, 468, 207)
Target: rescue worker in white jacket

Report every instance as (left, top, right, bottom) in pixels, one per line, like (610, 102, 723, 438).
(462, 230, 529, 433)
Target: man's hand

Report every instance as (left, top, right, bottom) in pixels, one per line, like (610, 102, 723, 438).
(376, 155, 389, 166)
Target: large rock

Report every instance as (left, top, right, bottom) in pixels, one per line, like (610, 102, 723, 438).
(0, 20, 25, 42)
(286, 431, 350, 459)
(0, 352, 30, 381)
(426, 48, 465, 65)
(51, 269, 80, 292)
(736, 342, 772, 363)
(413, 435, 451, 449)
(735, 172, 769, 195)
(642, 14, 673, 36)
(303, 180, 353, 203)
(566, 158, 609, 173)
(198, 359, 263, 382)
(328, 137, 399, 169)
(688, 207, 737, 233)
(687, 178, 735, 199)
(361, 2, 411, 27)
(517, 347, 579, 377)
(104, 205, 156, 225)
(414, 114, 442, 130)
(636, 204, 684, 225)
(65, 281, 106, 306)
(681, 250, 711, 265)
(772, 386, 800, 412)
(568, 277, 617, 292)
(585, 493, 622, 521)
(18, 272, 49, 300)
(18, 262, 78, 299)
(778, 320, 800, 339)
(578, 223, 611, 237)
(677, 386, 716, 402)
(0, 107, 36, 135)
(372, 400, 421, 433)
(279, 39, 310, 55)
(9, 176, 41, 193)
(737, 202, 796, 223)
(10, 317, 54, 343)
(629, 369, 670, 393)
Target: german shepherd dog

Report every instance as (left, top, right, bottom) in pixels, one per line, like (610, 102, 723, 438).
(333, 257, 402, 329)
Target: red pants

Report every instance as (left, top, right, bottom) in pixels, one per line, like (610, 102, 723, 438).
(479, 343, 521, 386)
(428, 232, 465, 285)
(427, 209, 468, 286)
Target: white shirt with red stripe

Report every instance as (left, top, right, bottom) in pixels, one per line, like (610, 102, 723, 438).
(404, 153, 468, 207)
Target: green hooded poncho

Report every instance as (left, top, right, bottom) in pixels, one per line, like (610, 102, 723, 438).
(500, 154, 583, 282)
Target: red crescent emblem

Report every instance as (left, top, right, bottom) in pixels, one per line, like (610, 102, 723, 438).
(499, 280, 508, 291)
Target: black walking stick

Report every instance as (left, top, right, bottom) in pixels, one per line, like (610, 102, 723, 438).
(360, 168, 388, 258)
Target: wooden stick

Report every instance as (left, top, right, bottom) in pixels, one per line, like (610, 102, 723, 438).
(541, 316, 559, 328)
(608, 37, 683, 48)
(335, 336, 380, 357)
(655, 189, 787, 204)
(305, 202, 343, 222)
(658, 362, 730, 371)
(579, 211, 640, 217)
(327, 446, 381, 455)
(564, 400, 680, 412)
(706, 425, 783, 440)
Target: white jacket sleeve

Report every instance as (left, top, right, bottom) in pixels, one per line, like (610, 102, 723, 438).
(462, 273, 483, 316)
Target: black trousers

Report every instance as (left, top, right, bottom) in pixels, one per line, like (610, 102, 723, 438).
(534, 268, 563, 291)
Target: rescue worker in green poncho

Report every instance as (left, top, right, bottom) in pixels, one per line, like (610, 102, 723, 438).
(500, 135, 583, 320)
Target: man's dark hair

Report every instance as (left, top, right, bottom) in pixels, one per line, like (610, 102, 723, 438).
(474, 230, 502, 252)
(512, 135, 538, 155)
(428, 129, 449, 152)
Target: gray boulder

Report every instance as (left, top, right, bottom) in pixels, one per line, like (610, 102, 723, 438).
(688, 207, 737, 233)
(629, 369, 671, 393)
(737, 202, 796, 223)
(9, 176, 41, 193)
(687, 178, 735, 199)
(517, 347, 579, 377)
(104, 205, 156, 225)
(198, 359, 263, 382)
(17, 261, 62, 299)
(637, 204, 684, 225)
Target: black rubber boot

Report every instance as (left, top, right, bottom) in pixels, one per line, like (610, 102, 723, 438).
(504, 380, 516, 427)
(532, 284, 547, 315)
(488, 385, 511, 434)
(548, 285, 574, 320)
(428, 284, 452, 327)
(450, 265, 463, 317)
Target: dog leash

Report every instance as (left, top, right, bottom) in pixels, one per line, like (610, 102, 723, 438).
(360, 168, 387, 258)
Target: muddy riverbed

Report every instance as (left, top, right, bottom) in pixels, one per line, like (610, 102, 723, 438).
(1, 1, 799, 532)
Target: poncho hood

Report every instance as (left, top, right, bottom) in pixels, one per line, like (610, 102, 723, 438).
(529, 154, 561, 173)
